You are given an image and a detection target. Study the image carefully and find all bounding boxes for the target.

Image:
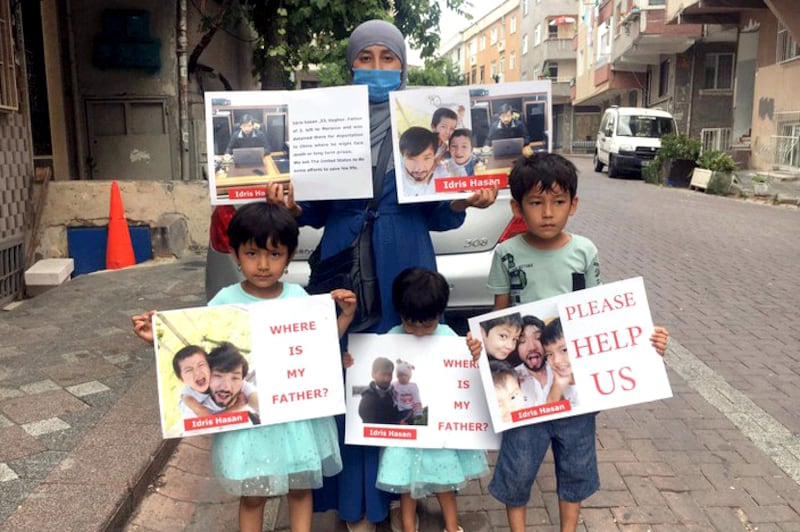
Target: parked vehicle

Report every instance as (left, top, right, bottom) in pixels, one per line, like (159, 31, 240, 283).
(594, 106, 676, 178)
(205, 191, 526, 320)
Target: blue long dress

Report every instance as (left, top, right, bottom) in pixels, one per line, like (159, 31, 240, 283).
(300, 169, 466, 523)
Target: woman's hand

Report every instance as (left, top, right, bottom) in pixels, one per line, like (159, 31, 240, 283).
(131, 310, 157, 343)
(650, 326, 670, 357)
(265, 182, 302, 218)
(451, 186, 498, 212)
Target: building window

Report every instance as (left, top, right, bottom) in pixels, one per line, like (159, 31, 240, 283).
(510, 51, 516, 70)
(510, 16, 517, 34)
(548, 21, 558, 40)
(499, 55, 505, 74)
(522, 34, 528, 54)
(777, 23, 800, 63)
(0, 0, 19, 111)
(658, 59, 670, 97)
(534, 23, 541, 46)
(491, 62, 497, 80)
(480, 35, 486, 51)
(648, 0, 665, 5)
(522, 0, 529, 16)
(547, 62, 558, 79)
(491, 28, 498, 44)
(703, 53, 734, 90)
(469, 39, 477, 56)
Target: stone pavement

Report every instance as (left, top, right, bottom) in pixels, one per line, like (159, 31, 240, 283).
(2, 163, 800, 531)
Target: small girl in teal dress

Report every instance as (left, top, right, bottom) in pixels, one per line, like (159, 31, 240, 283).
(376, 268, 489, 532)
(133, 202, 357, 532)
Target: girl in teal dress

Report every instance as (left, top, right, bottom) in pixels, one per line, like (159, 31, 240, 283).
(134, 202, 356, 532)
(376, 268, 489, 532)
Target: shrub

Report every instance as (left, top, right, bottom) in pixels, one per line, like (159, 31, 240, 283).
(659, 134, 702, 161)
(696, 150, 736, 173)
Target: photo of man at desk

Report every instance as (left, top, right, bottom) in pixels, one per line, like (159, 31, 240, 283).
(225, 114, 272, 154)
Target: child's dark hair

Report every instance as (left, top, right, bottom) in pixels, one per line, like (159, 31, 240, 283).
(509, 152, 578, 202)
(399, 127, 438, 157)
(480, 313, 523, 335)
(392, 267, 449, 322)
(172, 345, 207, 379)
(540, 317, 563, 347)
(431, 107, 458, 127)
(227, 202, 299, 255)
(449, 128, 473, 146)
(489, 359, 517, 386)
(372, 356, 394, 374)
(207, 341, 249, 377)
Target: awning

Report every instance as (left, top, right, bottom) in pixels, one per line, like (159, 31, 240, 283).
(549, 16, 576, 25)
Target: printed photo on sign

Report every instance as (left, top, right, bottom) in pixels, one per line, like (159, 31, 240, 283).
(154, 296, 345, 438)
(205, 86, 372, 205)
(344, 333, 500, 450)
(389, 80, 553, 204)
(468, 277, 672, 433)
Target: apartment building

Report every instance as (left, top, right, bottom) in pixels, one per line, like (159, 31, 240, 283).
(667, 0, 800, 172)
(518, 0, 585, 152)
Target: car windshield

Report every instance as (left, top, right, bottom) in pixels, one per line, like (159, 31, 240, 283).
(617, 116, 675, 138)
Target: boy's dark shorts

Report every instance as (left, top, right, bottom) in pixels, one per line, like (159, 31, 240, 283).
(488, 412, 599, 506)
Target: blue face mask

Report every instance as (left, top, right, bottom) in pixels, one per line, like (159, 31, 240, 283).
(353, 69, 402, 103)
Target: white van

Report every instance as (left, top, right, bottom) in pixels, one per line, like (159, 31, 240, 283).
(594, 106, 677, 178)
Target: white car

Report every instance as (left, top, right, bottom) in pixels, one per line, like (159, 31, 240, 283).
(205, 190, 525, 325)
(594, 106, 676, 178)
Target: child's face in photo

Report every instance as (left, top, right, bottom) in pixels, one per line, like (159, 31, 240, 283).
(178, 352, 210, 393)
(234, 238, 292, 297)
(482, 323, 521, 360)
(434, 117, 457, 144)
(545, 337, 573, 383)
(396, 372, 411, 385)
(511, 184, 578, 245)
(402, 146, 436, 183)
(372, 369, 393, 390)
(495, 374, 525, 422)
(401, 316, 439, 337)
(449, 135, 473, 165)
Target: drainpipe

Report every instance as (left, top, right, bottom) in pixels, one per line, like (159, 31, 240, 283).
(64, 1, 87, 178)
(685, 45, 695, 136)
(177, 0, 190, 181)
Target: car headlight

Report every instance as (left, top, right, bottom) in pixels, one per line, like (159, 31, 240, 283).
(619, 144, 635, 153)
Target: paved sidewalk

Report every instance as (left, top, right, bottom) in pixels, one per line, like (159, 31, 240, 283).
(2, 166, 800, 530)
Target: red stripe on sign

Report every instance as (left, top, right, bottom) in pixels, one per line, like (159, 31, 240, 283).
(362, 426, 418, 440)
(511, 400, 572, 422)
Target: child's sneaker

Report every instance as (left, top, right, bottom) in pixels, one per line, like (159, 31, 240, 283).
(389, 504, 418, 532)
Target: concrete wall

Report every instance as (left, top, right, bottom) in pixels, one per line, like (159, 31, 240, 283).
(33, 181, 211, 261)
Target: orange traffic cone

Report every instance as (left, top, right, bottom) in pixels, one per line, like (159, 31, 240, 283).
(106, 181, 136, 270)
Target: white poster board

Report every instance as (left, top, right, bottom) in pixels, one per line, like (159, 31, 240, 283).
(344, 333, 500, 450)
(205, 85, 372, 204)
(390, 80, 552, 204)
(154, 295, 345, 438)
(468, 277, 672, 433)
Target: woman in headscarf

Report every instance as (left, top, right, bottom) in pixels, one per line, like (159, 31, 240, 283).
(268, 19, 496, 531)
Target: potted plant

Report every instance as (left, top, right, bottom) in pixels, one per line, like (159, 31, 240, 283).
(658, 134, 701, 187)
(751, 174, 769, 196)
(691, 150, 737, 194)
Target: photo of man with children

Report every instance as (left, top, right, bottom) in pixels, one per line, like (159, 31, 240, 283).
(355, 356, 427, 426)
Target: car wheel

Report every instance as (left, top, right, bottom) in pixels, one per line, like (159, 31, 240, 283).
(593, 152, 604, 172)
(608, 155, 619, 178)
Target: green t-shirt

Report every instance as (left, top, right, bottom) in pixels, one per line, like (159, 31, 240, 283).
(487, 233, 601, 305)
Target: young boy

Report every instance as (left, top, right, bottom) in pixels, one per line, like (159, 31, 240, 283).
(445, 128, 477, 176)
(490, 359, 526, 423)
(358, 357, 407, 425)
(540, 318, 579, 406)
(470, 152, 669, 531)
(430, 107, 458, 160)
(479, 313, 523, 361)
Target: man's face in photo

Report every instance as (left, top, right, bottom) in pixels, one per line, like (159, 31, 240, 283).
(240, 121, 255, 136)
(518, 324, 545, 372)
(402, 145, 436, 183)
(209, 365, 245, 407)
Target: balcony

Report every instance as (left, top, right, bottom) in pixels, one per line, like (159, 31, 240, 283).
(666, 0, 766, 25)
(539, 38, 576, 61)
(611, 8, 700, 71)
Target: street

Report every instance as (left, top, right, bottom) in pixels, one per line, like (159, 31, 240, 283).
(122, 156, 800, 531)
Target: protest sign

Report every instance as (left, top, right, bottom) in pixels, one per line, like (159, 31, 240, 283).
(344, 333, 500, 450)
(468, 277, 672, 433)
(154, 295, 345, 438)
(205, 85, 372, 204)
(390, 80, 552, 204)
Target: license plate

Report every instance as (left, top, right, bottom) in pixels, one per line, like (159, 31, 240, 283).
(641, 160, 651, 166)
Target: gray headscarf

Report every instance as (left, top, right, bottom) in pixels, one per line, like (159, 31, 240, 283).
(346, 20, 407, 167)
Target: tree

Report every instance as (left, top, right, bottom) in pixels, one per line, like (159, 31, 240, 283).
(407, 56, 464, 86)
(242, 0, 471, 89)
